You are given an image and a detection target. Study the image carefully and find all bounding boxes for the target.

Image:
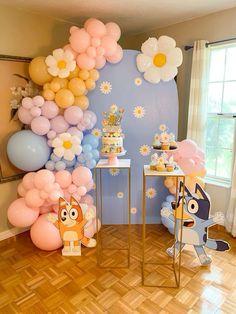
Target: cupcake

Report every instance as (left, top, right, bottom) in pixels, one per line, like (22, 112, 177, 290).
(166, 164, 174, 172)
(156, 163, 166, 172)
(150, 153, 158, 170)
(153, 134, 161, 149)
(161, 142, 170, 150)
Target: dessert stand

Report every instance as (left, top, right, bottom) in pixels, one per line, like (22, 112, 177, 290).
(101, 150, 127, 166)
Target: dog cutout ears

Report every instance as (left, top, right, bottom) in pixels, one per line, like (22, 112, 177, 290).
(47, 197, 96, 256)
(161, 183, 230, 266)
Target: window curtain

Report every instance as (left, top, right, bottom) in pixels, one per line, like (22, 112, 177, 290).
(187, 40, 209, 149)
(226, 160, 236, 237)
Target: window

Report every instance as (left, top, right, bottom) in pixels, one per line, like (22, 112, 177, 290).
(205, 44, 236, 184)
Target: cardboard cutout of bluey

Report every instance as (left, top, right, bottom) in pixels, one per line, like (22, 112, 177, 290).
(161, 183, 230, 265)
(48, 197, 96, 256)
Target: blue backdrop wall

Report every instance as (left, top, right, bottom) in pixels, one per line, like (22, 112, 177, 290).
(89, 49, 178, 224)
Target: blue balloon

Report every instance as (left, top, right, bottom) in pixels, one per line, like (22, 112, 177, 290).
(84, 152, 93, 161)
(82, 134, 99, 149)
(62, 158, 76, 167)
(45, 160, 55, 171)
(77, 154, 86, 163)
(166, 195, 175, 203)
(83, 144, 92, 153)
(50, 153, 61, 162)
(55, 161, 66, 171)
(161, 201, 171, 208)
(91, 149, 99, 160)
(86, 159, 96, 169)
(7, 130, 51, 171)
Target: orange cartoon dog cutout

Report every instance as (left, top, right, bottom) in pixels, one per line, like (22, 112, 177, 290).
(47, 197, 96, 256)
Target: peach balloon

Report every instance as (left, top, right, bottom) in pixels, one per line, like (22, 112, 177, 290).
(76, 53, 96, 70)
(85, 18, 106, 37)
(39, 206, 52, 214)
(8, 198, 39, 227)
(69, 28, 90, 53)
(79, 69, 90, 80)
(55, 170, 72, 188)
(85, 78, 96, 90)
(89, 69, 100, 81)
(106, 44, 123, 63)
(22, 172, 36, 190)
(29, 56, 52, 86)
(68, 77, 86, 96)
(101, 36, 117, 57)
(50, 81, 61, 92)
(86, 46, 96, 58)
(95, 56, 106, 69)
(25, 189, 45, 208)
(52, 77, 68, 89)
(91, 37, 101, 47)
(64, 44, 78, 59)
(105, 22, 121, 41)
(17, 183, 27, 197)
(42, 89, 55, 101)
(34, 169, 55, 190)
(72, 166, 92, 186)
(73, 95, 89, 110)
(30, 213, 62, 251)
(55, 88, 74, 108)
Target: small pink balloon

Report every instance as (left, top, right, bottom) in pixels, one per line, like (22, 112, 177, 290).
(33, 95, 44, 107)
(72, 192, 81, 201)
(67, 127, 83, 140)
(40, 190, 49, 200)
(8, 198, 39, 227)
(105, 22, 121, 41)
(30, 213, 62, 251)
(64, 44, 78, 59)
(44, 183, 55, 192)
(30, 106, 41, 117)
(47, 139, 53, 147)
(50, 115, 69, 133)
(25, 188, 44, 208)
(55, 170, 72, 189)
(179, 158, 195, 174)
(41, 100, 59, 119)
(80, 194, 94, 205)
(76, 53, 96, 70)
(22, 97, 33, 109)
(77, 186, 87, 196)
(96, 46, 105, 56)
(106, 44, 123, 63)
(86, 46, 96, 58)
(39, 205, 52, 214)
(52, 204, 59, 213)
(180, 140, 198, 158)
(18, 106, 33, 124)
(91, 37, 101, 47)
(69, 28, 90, 53)
(77, 123, 86, 131)
(64, 106, 83, 125)
(17, 183, 27, 197)
(31, 116, 51, 135)
(34, 169, 55, 190)
(47, 130, 57, 139)
(86, 179, 94, 191)
(101, 36, 117, 57)
(85, 18, 106, 37)
(49, 190, 62, 202)
(22, 172, 36, 190)
(95, 56, 106, 69)
(72, 166, 92, 186)
(68, 184, 77, 194)
(70, 26, 79, 34)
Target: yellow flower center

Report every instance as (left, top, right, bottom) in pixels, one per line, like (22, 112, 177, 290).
(153, 53, 166, 67)
(63, 140, 72, 149)
(57, 59, 67, 69)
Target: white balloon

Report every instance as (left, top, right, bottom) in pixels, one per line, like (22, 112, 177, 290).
(158, 35, 176, 52)
(144, 66, 161, 84)
(136, 54, 152, 72)
(167, 47, 183, 67)
(141, 37, 158, 56)
(160, 64, 177, 81)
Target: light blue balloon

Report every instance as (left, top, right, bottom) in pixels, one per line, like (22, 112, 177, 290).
(62, 158, 76, 167)
(55, 161, 66, 171)
(82, 134, 99, 149)
(51, 153, 61, 162)
(83, 144, 92, 153)
(166, 195, 175, 203)
(45, 160, 55, 171)
(161, 201, 171, 208)
(86, 159, 96, 169)
(91, 149, 99, 160)
(84, 152, 93, 161)
(77, 154, 86, 163)
(7, 130, 51, 171)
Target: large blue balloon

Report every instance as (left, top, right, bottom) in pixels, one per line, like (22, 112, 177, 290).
(82, 134, 99, 148)
(7, 130, 51, 171)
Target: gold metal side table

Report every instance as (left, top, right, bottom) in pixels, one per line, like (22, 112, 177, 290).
(95, 159, 131, 268)
(142, 165, 185, 287)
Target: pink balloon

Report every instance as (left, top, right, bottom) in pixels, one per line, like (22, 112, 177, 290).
(47, 130, 57, 139)
(86, 46, 96, 58)
(101, 36, 117, 57)
(77, 186, 87, 196)
(18, 106, 33, 124)
(50, 115, 69, 133)
(22, 172, 35, 190)
(95, 56, 106, 69)
(69, 28, 90, 53)
(41, 101, 59, 119)
(80, 194, 94, 205)
(49, 190, 63, 202)
(31, 116, 50, 135)
(91, 37, 101, 47)
(64, 44, 78, 59)
(52, 204, 59, 213)
(179, 158, 195, 174)
(106, 44, 123, 63)
(105, 22, 121, 41)
(67, 127, 83, 140)
(22, 97, 33, 109)
(8, 198, 39, 227)
(40, 190, 49, 200)
(96, 46, 105, 56)
(55, 170, 72, 189)
(44, 182, 56, 192)
(68, 184, 77, 194)
(30, 213, 62, 251)
(64, 106, 83, 125)
(76, 53, 95, 70)
(17, 183, 27, 197)
(86, 179, 94, 191)
(70, 26, 79, 34)
(196, 148, 205, 160)
(85, 18, 107, 37)
(25, 188, 44, 208)
(39, 205, 52, 214)
(33, 95, 44, 107)
(35, 169, 56, 190)
(72, 166, 92, 186)
(180, 140, 198, 158)
(30, 107, 41, 117)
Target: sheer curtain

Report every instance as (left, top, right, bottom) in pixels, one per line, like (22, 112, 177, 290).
(187, 40, 209, 149)
(226, 160, 236, 237)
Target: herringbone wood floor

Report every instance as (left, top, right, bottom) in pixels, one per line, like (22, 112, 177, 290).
(0, 225, 235, 314)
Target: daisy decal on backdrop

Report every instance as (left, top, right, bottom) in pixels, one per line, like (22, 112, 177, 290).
(109, 168, 120, 176)
(52, 132, 82, 161)
(131, 207, 137, 214)
(134, 77, 142, 86)
(159, 124, 167, 132)
(92, 128, 102, 138)
(139, 144, 151, 156)
(133, 106, 145, 119)
(100, 81, 112, 94)
(117, 192, 124, 199)
(136, 36, 183, 84)
(45, 48, 76, 78)
(146, 188, 157, 199)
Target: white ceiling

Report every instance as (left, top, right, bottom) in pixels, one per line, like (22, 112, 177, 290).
(1, 0, 236, 34)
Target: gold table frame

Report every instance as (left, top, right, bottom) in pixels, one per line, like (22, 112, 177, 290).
(142, 165, 185, 287)
(95, 159, 131, 268)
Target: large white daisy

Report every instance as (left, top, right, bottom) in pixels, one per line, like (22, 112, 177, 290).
(52, 132, 82, 161)
(136, 36, 183, 84)
(45, 48, 76, 78)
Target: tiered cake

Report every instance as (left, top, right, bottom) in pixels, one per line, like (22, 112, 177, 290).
(101, 104, 125, 154)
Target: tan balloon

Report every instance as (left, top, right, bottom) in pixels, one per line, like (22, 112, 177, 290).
(55, 88, 74, 108)
(42, 89, 55, 100)
(29, 56, 52, 85)
(79, 69, 90, 80)
(68, 77, 86, 96)
(89, 69, 100, 81)
(74, 95, 89, 110)
(68, 66, 80, 79)
(85, 78, 96, 90)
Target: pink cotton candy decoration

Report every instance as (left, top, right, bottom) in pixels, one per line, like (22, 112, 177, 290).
(18, 106, 33, 124)
(69, 28, 90, 53)
(31, 116, 50, 135)
(41, 101, 59, 119)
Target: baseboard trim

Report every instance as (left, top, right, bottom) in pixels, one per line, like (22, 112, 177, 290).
(0, 227, 29, 241)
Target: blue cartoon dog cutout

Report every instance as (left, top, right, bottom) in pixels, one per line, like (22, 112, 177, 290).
(161, 183, 230, 265)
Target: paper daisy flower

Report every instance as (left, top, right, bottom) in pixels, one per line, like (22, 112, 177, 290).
(133, 106, 145, 119)
(109, 168, 120, 176)
(100, 81, 112, 94)
(159, 124, 167, 132)
(136, 36, 183, 84)
(146, 188, 157, 199)
(131, 207, 137, 214)
(45, 48, 76, 78)
(139, 144, 151, 156)
(52, 132, 82, 161)
(110, 104, 118, 113)
(91, 128, 102, 138)
(134, 77, 142, 86)
(117, 192, 124, 199)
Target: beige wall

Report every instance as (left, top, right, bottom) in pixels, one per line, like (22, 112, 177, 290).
(121, 7, 236, 140)
(0, 5, 74, 233)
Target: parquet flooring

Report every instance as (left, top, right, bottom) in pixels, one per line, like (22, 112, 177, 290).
(0, 224, 235, 314)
